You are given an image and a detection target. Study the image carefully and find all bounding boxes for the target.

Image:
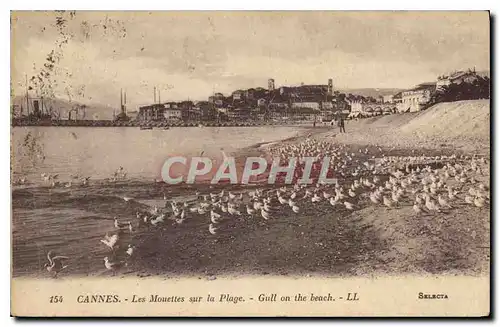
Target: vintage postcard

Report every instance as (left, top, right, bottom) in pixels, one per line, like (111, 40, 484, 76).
(10, 11, 490, 317)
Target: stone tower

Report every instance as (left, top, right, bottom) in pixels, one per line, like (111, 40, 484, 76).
(268, 78, 275, 91)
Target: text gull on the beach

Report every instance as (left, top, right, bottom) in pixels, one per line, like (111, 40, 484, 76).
(160, 156, 338, 185)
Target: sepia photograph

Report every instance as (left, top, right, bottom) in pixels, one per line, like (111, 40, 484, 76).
(10, 10, 491, 317)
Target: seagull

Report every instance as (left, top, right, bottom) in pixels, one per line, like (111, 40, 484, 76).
(278, 195, 288, 205)
(227, 206, 241, 216)
(246, 204, 256, 216)
(114, 217, 128, 229)
(348, 189, 356, 198)
(126, 245, 135, 256)
(311, 193, 322, 203)
(438, 195, 452, 209)
(150, 214, 165, 226)
(44, 251, 69, 277)
(478, 183, 488, 192)
(100, 233, 119, 250)
(425, 196, 441, 213)
(103, 257, 125, 274)
(412, 203, 424, 215)
(474, 196, 486, 209)
(261, 208, 271, 220)
(210, 210, 223, 224)
(209, 223, 219, 235)
(123, 196, 134, 202)
(383, 196, 394, 209)
(370, 192, 381, 205)
(343, 201, 354, 210)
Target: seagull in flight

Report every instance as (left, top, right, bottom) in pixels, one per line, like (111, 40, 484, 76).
(44, 251, 69, 278)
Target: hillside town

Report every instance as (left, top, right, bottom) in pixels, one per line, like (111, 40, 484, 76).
(127, 68, 489, 125)
(11, 67, 489, 127)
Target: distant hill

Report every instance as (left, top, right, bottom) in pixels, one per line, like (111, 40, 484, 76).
(11, 96, 116, 120)
(337, 88, 405, 98)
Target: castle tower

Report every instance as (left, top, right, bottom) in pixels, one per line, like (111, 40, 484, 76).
(268, 78, 275, 91)
(328, 78, 333, 96)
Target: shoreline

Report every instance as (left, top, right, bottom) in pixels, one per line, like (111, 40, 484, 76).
(11, 120, 490, 279)
(11, 120, 324, 128)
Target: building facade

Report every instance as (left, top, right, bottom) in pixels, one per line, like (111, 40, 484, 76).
(291, 101, 321, 110)
(164, 108, 182, 120)
(383, 95, 394, 103)
(400, 83, 436, 112)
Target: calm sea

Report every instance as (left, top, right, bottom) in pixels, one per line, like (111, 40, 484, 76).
(11, 125, 310, 277)
(11, 126, 305, 184)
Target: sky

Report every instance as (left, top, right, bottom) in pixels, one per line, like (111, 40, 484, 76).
(11, 11, 490, 110)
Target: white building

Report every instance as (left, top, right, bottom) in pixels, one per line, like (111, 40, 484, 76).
(401, 83, 435, 112)
(291, 102, 320, 110)
(163, 108, 182, 120)
(348, 100, 363, 114)
(382, 95, 394, 103)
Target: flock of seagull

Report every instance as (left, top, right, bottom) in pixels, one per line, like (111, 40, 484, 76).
(13, 166, 128, 188)
(42, 138, 490, 277)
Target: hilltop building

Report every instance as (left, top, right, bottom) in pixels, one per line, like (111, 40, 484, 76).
(136, 77, 341, 122)
(436, 69, 479, 90)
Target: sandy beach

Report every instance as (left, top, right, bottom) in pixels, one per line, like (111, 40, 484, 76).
(11, 100, 490, 279)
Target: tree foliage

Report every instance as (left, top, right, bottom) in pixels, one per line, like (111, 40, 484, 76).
(429, 76, 490, 105)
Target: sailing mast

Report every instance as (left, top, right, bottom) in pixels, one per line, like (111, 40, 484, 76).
(25, 74, 29, 116)
(124, 90, 127, 115)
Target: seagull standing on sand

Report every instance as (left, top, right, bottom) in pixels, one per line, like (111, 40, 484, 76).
(344, 201, 354, 210)
(246, 204, 256, 216)
(103, 257, 125, 275)
(210, 210, 223, 224)
(412, 203, 425, 215)
(261, 208, 271, 220)
(114, 217, 129, 229)
(209, 223, 219, 235)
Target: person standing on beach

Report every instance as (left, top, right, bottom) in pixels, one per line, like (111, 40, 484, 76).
(338, 116, 346, 133)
